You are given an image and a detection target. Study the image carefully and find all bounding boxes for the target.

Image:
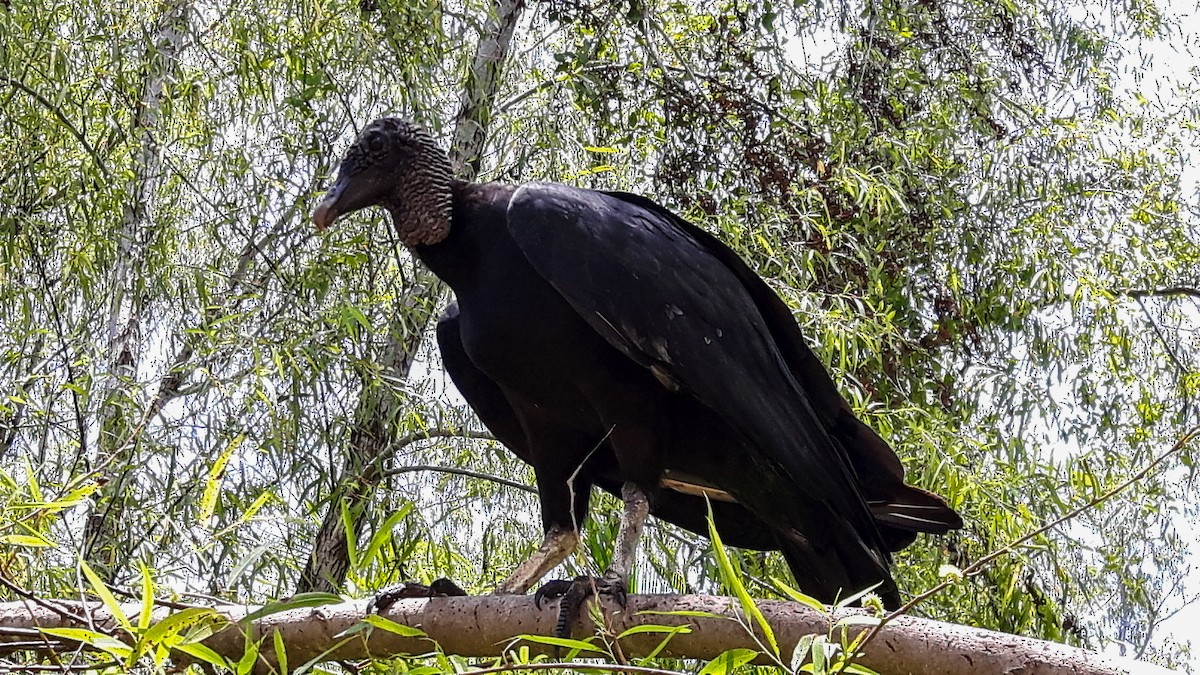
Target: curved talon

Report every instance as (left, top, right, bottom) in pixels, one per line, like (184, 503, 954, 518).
(533, 578, 575, 609)
(534, 574, 628, 641)
(428, 578, 469, 597)
(370, 577, 468, 613)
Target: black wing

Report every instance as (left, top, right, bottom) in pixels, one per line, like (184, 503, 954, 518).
(437, 303, 530, 460)
(506, 183, 895, 599)
(438, 302, 788, 552)
(601, 191, 962, 548)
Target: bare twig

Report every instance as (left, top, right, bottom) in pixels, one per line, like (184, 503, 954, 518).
(0, 574, 91, 629)
(1, 77, 110, 179)
(382, 464, 535, 494)
(859, 426, 1200, 649)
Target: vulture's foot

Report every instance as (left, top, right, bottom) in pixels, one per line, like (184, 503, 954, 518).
(533, 571, 627, 641)
(368, 578, 468, 613)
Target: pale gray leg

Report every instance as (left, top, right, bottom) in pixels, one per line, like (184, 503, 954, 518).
(607, 481, 650, 582)
(495, 524, 579, 595)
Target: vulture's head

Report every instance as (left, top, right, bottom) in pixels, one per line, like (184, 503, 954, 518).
(314, 117, 453, 246)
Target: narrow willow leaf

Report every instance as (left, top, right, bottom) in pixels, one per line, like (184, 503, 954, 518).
(141, 607, 222, 644)
(340, 499, 359, 570)
(273, 629, 288, 674)
(0, 533, 54, 547)
(40, 627, 133, 658)
(240, 592, 342, 624)
(360, 503, 413, 568)
(200, 435, 243, 523)
(772, 576, 828, 612)
(615, 624, 692, 638)
(514, 633, 604, 654)
(706, 500, 779, 656)
(137, 563, 154, 631)
(80, 559, 133, 633)
(360, 613, 429, 638)
(698, 647, 759, 675)
(791, 633, 816, 671)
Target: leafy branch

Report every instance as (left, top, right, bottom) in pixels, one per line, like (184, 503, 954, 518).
(859, 426, 1200, 650)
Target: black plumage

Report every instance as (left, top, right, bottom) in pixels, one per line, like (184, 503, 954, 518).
(315, 118, 961, 610)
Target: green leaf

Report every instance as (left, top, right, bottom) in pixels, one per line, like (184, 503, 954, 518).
(137, 563, 154, 631)
(216, 490, 276, 537)
(811, 635, 829, 673)
(772, 577, 828, 612)
(175, 638, 230, 662)
(938, 564, 963, 581)
(40, 627, 133, 658)
(241, 593, 342, 624)
(236, 635, 260, 675)
(142, 607, 223, 645)
(80, 559, 133, 633)
(615, 624, 692, 638)
(0, 533, 54, 547)
(340, 499, 359, 570)
(706, 501, 779, 656)
(24, 457, 43, 501)
(637, 609, 727, 619)
(359, 503, 413, 569)
(360, 613, 429, 638)
(515, 633, 605, 654)
(698, 647, 759, 675)
(226, 544, 270, 587)
(790, 633, 815, 671)
(838, 663, 881, 674)
(833, 615, 882, 628)
(200, 435, 243, 523)
(624, 624, 693, 661)
(273, 629, 288, 674)
(834, 582, 883, 609)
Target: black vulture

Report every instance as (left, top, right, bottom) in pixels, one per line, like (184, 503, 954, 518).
(314, 117, 961, 615)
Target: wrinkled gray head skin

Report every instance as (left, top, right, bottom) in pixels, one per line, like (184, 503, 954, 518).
(313, 118, 454, 247)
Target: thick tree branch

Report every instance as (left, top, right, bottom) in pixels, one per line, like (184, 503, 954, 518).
(0, 595, 1170, 675)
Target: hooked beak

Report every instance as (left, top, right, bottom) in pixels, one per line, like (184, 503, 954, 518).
(313, 176, 349, 232)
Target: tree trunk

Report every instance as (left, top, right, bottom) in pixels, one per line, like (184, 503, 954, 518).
(296, 0, 526, 594)
(0, 595, 1171, 675)
(296, 283, 431, 592)
(83, 0, 191, 581)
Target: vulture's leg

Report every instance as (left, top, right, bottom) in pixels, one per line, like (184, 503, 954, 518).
(494, 524, 579, 595)
(609, 481, 651, 592)
(371, 526, 578, 611)
(496, 450, 593, 594)
(535, 482, 651, 639)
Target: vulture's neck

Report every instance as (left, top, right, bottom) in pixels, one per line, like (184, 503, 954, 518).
(388, 151, 454, 247)
(412, 181, 518, 294)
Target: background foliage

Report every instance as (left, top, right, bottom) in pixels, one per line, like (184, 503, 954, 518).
(1, 0, 1197, 670)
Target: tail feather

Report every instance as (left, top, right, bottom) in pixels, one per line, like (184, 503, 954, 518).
(870, 485, 962, 534)
(830, 409, 963, 551)
(774, 521, 902, 610)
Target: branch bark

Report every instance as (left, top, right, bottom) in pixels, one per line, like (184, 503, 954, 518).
(0, 595, 1171, 675)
